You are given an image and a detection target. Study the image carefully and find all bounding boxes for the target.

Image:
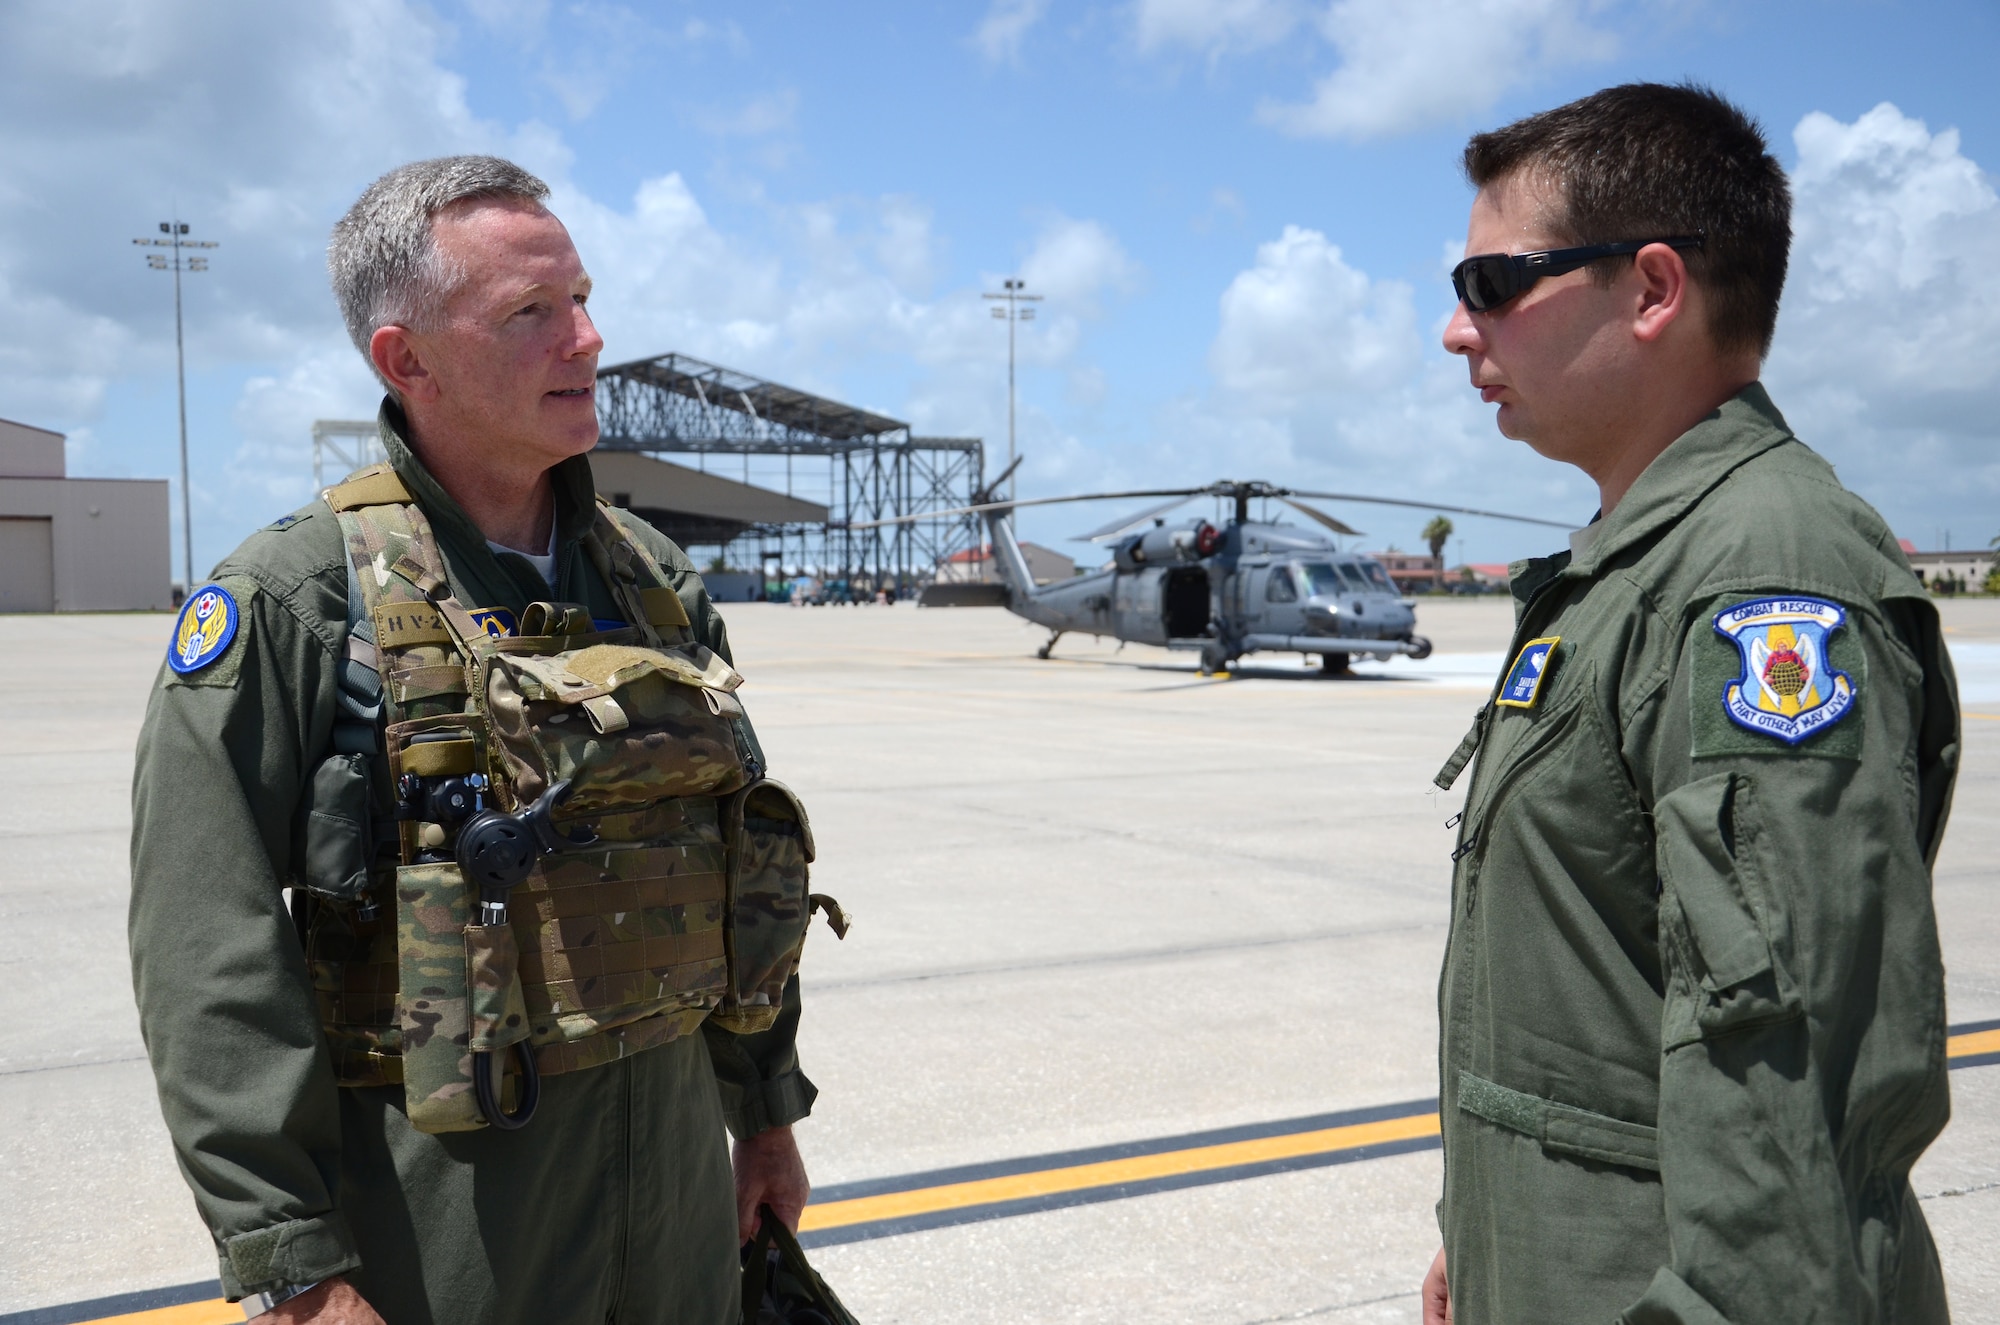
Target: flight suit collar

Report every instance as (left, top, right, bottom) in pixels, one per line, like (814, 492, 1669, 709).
(1564, 382, 1796, 580)
(374, 397, 602, 605)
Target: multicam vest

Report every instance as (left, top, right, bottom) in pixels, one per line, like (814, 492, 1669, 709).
(299, 463, 837, 1133)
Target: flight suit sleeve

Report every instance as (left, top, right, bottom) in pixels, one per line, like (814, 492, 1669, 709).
(1627, 592, 1956, 1324)
(643, 533, 816, 1137)
(129, 569, 358, 1300)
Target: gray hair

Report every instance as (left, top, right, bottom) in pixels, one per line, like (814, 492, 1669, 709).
(328, 155, 550, 383)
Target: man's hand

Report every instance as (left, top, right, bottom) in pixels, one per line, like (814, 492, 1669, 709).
(265, 1276, 384, 1324)
(1422, 1248, 1451, 1325)
(733, 1124, 810, 1242)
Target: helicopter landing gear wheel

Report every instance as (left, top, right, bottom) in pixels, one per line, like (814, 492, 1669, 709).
(1320, 652, 1351, 675)
(1036, 630, 1063, 660)
(1407, 635, 1433, 660)
(1199, 643, 1228, 676)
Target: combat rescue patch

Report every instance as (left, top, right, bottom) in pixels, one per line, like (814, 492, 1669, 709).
(168, 584, 239, 674)
(1494, 636, 1560, 709)
(1694, 596, 1862, 759)
(1714, 598, 1856, 744)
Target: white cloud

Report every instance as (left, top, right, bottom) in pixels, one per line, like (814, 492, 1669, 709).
(1766, 103, 2000, 527)
(1210, 225, 1420, 398)
(1258, 0, 1620, 140)
(696, 89, 800, 138)
(1131, 0, 1304, 54)
(974, 0, 1051, 64)
(0, 0, 1148, 572)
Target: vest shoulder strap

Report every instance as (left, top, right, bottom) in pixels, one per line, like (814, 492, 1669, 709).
(585, 502, 694, 639)
(325, 462, 413, 512)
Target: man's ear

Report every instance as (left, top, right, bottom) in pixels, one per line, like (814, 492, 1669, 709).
(1629, 243, 1691, 345)
(370, 325, 437, 404)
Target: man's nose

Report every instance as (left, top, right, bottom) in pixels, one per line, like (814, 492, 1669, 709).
(569, 303, 605, 358)
(1441, 301, 1480, 357)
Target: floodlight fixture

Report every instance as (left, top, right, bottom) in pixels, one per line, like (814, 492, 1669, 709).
(981, 277, 1043, 500)
(133, 218, 220, 596)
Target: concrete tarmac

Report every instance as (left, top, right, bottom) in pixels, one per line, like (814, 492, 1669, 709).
(1, 597, 1995, 1322)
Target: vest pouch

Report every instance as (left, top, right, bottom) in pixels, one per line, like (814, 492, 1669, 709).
(713, 780, 821, 1034)
(302, 753, 374, 902)
(466, 923, 530, 1054)
(479, 638, 753, 819)
(394, 860, 486, 1133)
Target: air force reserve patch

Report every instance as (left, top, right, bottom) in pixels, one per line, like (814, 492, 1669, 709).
(169, 584, 240, 674)
(1714, 597, 1856, 745)
(1495, 636, 1560, 709)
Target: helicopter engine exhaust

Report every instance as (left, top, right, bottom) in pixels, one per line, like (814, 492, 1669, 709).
(1117, 520, 1221, 570)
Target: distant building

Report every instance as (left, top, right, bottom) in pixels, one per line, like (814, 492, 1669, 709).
(1451, 562, 1513, 591)
(0, 418, 171, 612)
(1901, 543, 1994, 594)
(1367, 550, 1443, 593)
(936, 541, 1076, 586)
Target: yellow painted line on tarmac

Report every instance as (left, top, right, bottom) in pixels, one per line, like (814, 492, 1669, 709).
(1952, 1026, 2000, 1058)
(53, 1026, 2000, 1325)
(798, 1110, 1441, 1232)
(79, 1304, 236, 1325)
(1965, 712, 2000, 722)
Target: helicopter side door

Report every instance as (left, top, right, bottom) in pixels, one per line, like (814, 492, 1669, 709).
(1257, 563, 1305, 637)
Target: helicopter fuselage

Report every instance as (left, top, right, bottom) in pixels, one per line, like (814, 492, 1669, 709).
(986, 510, 1429, 671)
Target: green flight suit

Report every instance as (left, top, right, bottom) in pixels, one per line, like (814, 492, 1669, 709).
(1436, 384, 1959, 1324)
(129, 402, 815, 1323)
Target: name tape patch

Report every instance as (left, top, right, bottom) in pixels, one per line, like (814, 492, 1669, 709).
(168, 584, 240, 674)
(1495, 636, 1561, 709)
(1714, 596, 1855, 745)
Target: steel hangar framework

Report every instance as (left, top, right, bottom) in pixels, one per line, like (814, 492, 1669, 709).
(594, 352, 983, 593)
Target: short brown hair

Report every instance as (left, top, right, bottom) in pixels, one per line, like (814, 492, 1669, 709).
(1463, 83, 1790, 357)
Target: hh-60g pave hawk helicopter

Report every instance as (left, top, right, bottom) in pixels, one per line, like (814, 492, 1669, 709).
(859, 459, 1573, 675)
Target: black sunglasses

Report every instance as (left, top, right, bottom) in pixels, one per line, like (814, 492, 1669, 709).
(1451, 235, 1705, 312)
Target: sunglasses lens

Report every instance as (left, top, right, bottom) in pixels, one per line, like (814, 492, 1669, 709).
(1455, 256, 1516, 311)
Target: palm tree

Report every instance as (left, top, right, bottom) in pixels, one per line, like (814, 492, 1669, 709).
(1421, 516, 1454, 590)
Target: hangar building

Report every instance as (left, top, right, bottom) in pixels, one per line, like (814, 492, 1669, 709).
(0, 418, 172, 613)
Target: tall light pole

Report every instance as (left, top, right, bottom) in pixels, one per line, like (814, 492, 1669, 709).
(982, 278, 1040, 499)
(134, 220, 218, 596)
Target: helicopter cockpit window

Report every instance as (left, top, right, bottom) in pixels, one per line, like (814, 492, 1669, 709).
(1332, 563, 1373, 594)
(1265, 568, 1298, 602)
(1358, 561, 1397, 593)
(1299, 564, 1345, 597)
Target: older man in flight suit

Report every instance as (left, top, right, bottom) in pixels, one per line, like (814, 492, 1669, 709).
(130, 157, 813, 1324)
(1421, 86, 1959, 1323)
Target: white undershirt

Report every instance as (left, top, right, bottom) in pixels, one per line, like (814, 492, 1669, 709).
(487, 512, 558, 587)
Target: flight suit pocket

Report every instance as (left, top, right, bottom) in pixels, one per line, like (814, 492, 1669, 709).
(1655, 771, 1800, 1048)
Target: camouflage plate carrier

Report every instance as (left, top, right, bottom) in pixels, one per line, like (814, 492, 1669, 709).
(296, 464, 845, 1133)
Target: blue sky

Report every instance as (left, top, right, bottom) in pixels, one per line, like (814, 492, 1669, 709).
(3, 0, 1996, 576)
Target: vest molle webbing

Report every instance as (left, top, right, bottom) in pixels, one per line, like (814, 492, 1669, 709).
(301, 463, 833, 1133)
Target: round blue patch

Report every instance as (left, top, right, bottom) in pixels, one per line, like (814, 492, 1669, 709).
(168, 584, 240, 674)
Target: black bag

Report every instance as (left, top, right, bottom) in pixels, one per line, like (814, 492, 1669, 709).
(742, 1207, 860, 1325)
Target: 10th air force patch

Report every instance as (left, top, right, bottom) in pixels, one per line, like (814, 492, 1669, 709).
(169, 584, 240, 674)
(1714, 597, 1856, 745)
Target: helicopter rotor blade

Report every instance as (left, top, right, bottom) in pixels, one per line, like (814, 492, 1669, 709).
(1275, 497, 1363, 538)
(1284, 490, 1575, 530)
(845, 487, 1206, 530)
(1074, 494, 1198, 542)
(978, 455, 1025, 499)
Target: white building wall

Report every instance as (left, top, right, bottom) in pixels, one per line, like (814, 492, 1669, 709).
(0, 417, 173, 612)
